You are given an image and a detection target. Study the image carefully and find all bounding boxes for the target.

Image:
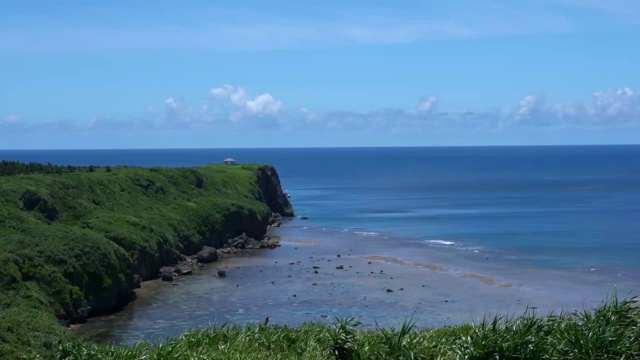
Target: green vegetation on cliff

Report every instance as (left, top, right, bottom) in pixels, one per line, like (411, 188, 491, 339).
(0, 162, 293, 358)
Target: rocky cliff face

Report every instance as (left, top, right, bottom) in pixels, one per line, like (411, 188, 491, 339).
(255, 166, 295, 217)
(87, 165, 294, 319)
(66, 166, 294, 322)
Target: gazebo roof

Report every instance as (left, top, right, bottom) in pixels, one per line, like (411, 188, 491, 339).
(223, 158, 236, 162)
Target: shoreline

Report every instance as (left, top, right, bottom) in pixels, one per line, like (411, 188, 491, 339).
(72, 223, 634, 344)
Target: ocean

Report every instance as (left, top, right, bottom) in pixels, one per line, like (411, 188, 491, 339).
(3, 146, 640, 342)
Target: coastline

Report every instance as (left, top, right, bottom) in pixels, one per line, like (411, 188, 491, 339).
(0, 162, 294, 358)
(73, 221, 634, 345)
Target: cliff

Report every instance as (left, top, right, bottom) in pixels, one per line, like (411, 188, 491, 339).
(0, 163, 293, 358)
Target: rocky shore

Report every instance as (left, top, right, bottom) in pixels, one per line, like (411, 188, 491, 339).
(158, 233, 282, 282)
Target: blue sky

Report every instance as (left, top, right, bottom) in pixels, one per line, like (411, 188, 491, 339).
(1, 0, 639, 149)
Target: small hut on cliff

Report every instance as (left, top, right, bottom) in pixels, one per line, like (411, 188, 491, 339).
(223, 158, 237, 165)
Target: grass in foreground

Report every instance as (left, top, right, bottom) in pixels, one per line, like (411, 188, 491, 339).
(51, 293, 640, 360)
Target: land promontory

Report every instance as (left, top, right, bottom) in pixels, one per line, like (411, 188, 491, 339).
(0, 162, 293, 358)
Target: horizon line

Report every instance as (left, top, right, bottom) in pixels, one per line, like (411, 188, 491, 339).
(1, 143, 640, 152)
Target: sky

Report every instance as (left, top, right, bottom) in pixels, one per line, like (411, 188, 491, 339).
(1, 0, 640, 149)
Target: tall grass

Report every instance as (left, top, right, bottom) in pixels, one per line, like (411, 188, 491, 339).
(48, 292, 640, 360)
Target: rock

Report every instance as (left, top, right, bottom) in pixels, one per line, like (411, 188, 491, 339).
(255, 166, 294, 217)
(217, 270, 226, 278)
(160, 266, 175, 282)
(336, 265, 344, 270)
(196, 246, 219, 263)
(313, 266, 320, 269)
(314, 270, 319, 274)
(133, 274, 142, 288)
(177, 265, 192, 276)
(75, 305, 90, 323)
(300, 216, 309, 220)
(268, 212, 283, 226)
(271, 221, 282, 228)
(337, 254, 341, 258)
(386, 289, 393, 293)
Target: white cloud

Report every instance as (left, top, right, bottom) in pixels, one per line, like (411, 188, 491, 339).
(292, 87, 640, 131)
(417, 96, 439, 114)
(0, 114, 21, 129)
(591, 87, 637, 120)
(512, 95, 556, 125)
(246, 93, 283, 115)
(208, 85, 284, 119)
(165, 97, 179, 109)
(5, 114, 20, 123)
(5, 86, 640, 134)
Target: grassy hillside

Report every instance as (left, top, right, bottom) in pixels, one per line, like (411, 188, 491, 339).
(0, 163, 292, 359)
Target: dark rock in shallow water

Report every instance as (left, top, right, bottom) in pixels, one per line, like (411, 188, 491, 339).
(386, 289, 393, 293)
(176, 265, 192, 276)
(196, 246, 219, 263)
(300, 216, 309, 220)
(217, 270, 226, 278)
(268, 213, 284, 228)
(160, 267, 174, 281)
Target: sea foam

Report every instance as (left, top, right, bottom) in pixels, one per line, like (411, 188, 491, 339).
(426, 240, 456, 246)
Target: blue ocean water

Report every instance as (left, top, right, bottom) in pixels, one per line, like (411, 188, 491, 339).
(2, 146, 639, 275)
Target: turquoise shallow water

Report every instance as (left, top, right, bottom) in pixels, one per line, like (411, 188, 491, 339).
(3, 146, 639, 343)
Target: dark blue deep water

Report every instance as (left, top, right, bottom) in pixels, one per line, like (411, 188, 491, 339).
(2, 146, 639, 274)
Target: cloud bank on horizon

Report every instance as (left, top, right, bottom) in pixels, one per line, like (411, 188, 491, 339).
(3, 85, 639, 134)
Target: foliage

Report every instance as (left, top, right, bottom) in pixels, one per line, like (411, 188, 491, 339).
(0, 163, 275, 359)
(0, 160, 81, 176)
